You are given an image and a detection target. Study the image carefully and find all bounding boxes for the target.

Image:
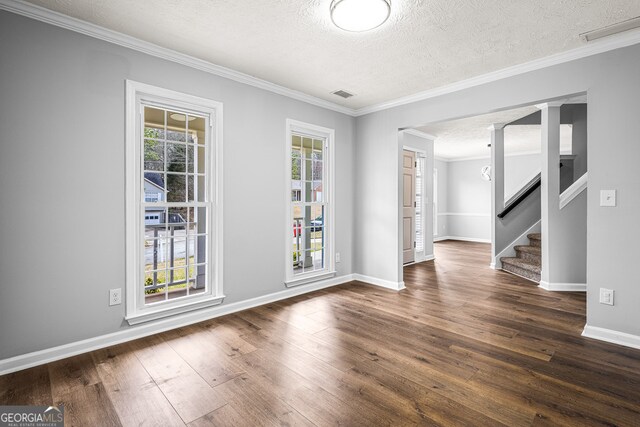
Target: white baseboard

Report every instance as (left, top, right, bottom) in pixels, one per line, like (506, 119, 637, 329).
(352, 274, 406, 291)
(493, 220, 541, 270)
(434, 236, 491, 243)
(489, 262, 497, 269)
(582, 325, 640, 350)
(0, 274, 355, 375)
(539, 281, 586, 292)
(409, 254, 435, 264)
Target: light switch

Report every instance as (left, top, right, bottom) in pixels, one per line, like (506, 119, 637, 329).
(600, 190, 616, 207)
(599, 288, 614, 305)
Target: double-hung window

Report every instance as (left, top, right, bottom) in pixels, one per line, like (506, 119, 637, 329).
(285, 120, 335, 287)
(125, 81, 223, 324)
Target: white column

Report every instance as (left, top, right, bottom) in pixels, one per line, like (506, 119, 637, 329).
(537, 102, 563, 285)
(489, 123, 505, 268)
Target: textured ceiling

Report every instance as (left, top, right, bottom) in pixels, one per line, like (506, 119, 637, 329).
(419, 106, 573, 160)
(22, 0, 640, 109)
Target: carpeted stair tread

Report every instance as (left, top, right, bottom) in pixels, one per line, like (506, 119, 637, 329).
(514, 244, 542, 265)
(500, 257, 541, 273)
(514, 245, 541, 255)
(527, 233, 541, 248)
(500, 256, 541, 282)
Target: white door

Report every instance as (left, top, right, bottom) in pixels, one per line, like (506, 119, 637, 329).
(403, 150, 416, 264)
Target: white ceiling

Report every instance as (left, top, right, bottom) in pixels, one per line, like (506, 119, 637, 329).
(418, 107, 573, 160)
(22, 0, 640, 109)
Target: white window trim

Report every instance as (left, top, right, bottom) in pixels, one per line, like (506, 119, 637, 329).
(125, 80, 224, 325)
(284, 119, 336, 287)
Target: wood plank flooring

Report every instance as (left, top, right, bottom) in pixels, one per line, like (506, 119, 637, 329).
(2, 240, 640, 426)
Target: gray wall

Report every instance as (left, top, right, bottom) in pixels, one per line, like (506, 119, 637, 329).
(504, 154, 540, 201)
(434, 159, 448, 237)
(354, 42, 640, 338)
(571, 104, 588, 180)
(445, 159, 491, 241)
(0, 12, 356, 359)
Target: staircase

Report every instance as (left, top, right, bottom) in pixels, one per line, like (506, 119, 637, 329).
(500, 233, 541, 282)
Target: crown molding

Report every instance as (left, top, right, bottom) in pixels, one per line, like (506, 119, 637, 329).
(0, 0, 355, 116)
(352, 28, 640, 117)
(2, 0, 640, 119)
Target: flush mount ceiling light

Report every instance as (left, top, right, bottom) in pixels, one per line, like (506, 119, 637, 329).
(330, 0, 391, 32)
(169, 113, 196, 122)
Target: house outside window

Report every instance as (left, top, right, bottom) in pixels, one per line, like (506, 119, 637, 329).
(125, 81, 224, 324)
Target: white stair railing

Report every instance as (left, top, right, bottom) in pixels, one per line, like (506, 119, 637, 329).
(559, 172, 588, 209)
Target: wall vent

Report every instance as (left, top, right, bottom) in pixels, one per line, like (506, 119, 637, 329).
(332, 89, 354, 99)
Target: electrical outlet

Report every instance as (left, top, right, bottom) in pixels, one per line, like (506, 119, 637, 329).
(109, 288, 122, 306)
(335, 252, 341, 263)
(599, 288, 614, 306)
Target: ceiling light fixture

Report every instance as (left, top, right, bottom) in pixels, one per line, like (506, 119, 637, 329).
(580, 16, 640, 41)
(169, 113, 196, 122)
(330, 0, 391, 32)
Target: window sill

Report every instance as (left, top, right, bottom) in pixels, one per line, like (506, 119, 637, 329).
(285, 271, 336, 288)
(125, 294, 225, 325)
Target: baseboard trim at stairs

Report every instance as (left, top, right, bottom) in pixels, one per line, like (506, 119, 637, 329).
(539, 281, 586, 292)
(434, 236, 490, 243)
(493, 220, 541, 270)
(582, 325, 640, 350)
(501, 268, 539, 284)
(0, 273, 355, 376)
(353, 274, 406, 291)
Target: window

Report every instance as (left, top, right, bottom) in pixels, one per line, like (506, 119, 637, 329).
(285, 119, 335, 287)
(125, 81, 223, 324)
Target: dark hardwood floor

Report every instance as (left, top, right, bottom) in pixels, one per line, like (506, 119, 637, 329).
(2, 241, 640, 426)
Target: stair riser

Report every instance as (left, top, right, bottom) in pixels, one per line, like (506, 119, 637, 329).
(529, 238, 541, 248)
(516, 249, 541, 264)
(502, 264, 541, 283)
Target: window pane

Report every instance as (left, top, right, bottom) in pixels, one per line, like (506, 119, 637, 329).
(312, 248, 324, 270)
(167, 174, 187, 202)
(292, 135, 302, 149)
(144, 173, 166, 203)
(302, 138, 313, 158)
(302, 250, 314, 272)
(167, 206, 188, 227)
(190, 116, 206, 145)
(304, 181, 313, 202)
(167, 111, 187, 141)
(197, 175, 206, 202)
(187, 145, 195, 173)
(291, 150, 301, 180)
(167, 143, 187, 172)
(145, 238, 168, 272)
(304, 158, 312, 181)
(197, 146, 206, 174)
(144, 139, 164, 171)
(312, 160, 322, 181)
(144, 107, 165, 139)
(145, 207, 167, 236)
(187, 175, 195, 202)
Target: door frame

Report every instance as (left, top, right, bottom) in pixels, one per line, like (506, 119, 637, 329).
(398, 130, 436, 280)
